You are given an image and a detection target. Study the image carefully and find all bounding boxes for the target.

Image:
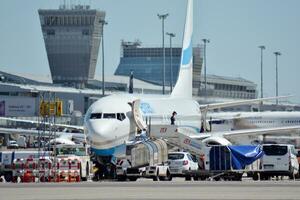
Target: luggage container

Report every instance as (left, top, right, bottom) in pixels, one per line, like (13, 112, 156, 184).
(184, 145, 264, 181)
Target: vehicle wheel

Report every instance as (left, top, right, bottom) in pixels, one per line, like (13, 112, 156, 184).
(261, 175, 270, 181)
(117, 175, 127, 181)
(213, 176, 221, 181)
(193, 176, 199, 181)
(167, 175, 172, 181)
(153, 169, 159, 181)
(289, 173, 295, 180)
(185, 176, 192, 181)
(4, 172, 12, 182)
(79, 164, 84, 181)
(128, 177, 138, 181)
(260, 174, 265, 181)
(200, 176, 206, 181)
(252, 173, 259, 181)
(83, 162, 89, 181)
(234, 174, 242, 181)
(166, 170, 172, 181)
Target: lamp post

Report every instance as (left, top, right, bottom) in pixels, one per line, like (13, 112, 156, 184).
(166, 32, 175, 92)
(274, 51, 281, 105)
(100, 20, 108, 96)
(158, 13, 169, 94)
(258, 45, 266, 98)
(202, 39, 210, 98)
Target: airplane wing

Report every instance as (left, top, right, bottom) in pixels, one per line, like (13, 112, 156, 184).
(0, 127, 84, 140)
(200, 95, 291, 112)
(0, 117, 84, 131)
(190, 125, 300, 140)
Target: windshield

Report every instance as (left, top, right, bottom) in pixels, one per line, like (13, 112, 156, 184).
(168, 153, 184, 160)
(56, 147, 86, 156)
(90, 113, 102, 119)
(263, 145, 288, 156)
(103, 113, 116, 119)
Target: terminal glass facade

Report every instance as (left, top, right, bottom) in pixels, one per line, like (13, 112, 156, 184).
(38, 6, 105, 87)
(115, 41, 203, 95)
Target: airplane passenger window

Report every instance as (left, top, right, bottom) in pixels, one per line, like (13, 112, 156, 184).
(103, 113, 116, 119)
(90, 113, 102, 119)
(117, 113, 126, 121)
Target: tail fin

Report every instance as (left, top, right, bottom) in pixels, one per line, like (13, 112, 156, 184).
(171, 0, 193, 99)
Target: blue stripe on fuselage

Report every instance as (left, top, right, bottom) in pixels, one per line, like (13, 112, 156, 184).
(91, 143, 126, 156)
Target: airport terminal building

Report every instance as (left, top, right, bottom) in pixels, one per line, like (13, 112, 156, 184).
(114, 40, 202, 96)
(114, 41, 256, 99)
(38, 5, 105, 88)
(0, 70, 298, 122)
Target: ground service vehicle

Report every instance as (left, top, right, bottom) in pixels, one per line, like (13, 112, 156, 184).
(55, 144, 91, 181)
(115, 139, 171, 181)
(0, 151, 51, 182)
(258, 144, 299, 180)
(7, 140, 19, 149)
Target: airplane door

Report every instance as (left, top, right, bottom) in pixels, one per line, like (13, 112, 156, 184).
(132, 99, 148, 131)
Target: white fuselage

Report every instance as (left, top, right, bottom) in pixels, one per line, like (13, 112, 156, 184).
(84, 94, 201, 157)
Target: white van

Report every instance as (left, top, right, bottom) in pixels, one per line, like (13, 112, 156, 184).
(260, 144, 299, 179)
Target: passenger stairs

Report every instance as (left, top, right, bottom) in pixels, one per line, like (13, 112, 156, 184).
(148, 125, 207, 156)
(131, 99, 207, 156)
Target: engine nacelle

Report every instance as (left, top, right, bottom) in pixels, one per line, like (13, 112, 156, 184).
(202, 137, 232, 146)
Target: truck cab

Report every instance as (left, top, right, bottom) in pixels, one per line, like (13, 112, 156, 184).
(54, 144, 91, 181)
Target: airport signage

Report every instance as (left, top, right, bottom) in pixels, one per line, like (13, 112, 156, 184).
(39, 100, 63, 117)
(0, 96, 36, 117)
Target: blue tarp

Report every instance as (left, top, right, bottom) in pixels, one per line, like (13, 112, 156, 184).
(228, 145, 264, 170)
(209, 145, 264, 170)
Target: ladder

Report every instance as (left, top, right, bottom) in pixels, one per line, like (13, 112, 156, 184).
(148, 125, 206, 156)
(131, 99, 207, 156)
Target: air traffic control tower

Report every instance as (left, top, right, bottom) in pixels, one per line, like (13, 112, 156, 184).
(38, 5, 105, 87)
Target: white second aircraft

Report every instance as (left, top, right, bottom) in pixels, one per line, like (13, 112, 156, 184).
(84, 0, 300, 165)
(208, 111, 300, 132)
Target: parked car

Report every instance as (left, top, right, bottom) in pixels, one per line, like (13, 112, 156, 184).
(32, 140, 46, 148)
(7, 140, 19, 149)
(259, 144, 299, 180)
(167, 152, 198, 179)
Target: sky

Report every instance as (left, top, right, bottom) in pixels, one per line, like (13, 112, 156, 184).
(0, 0, 300, 103)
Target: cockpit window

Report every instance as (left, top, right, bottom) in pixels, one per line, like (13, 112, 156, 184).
(90, 113, 102, 119)
(103, 113, 116, 119)
(117, 113, 126, 121)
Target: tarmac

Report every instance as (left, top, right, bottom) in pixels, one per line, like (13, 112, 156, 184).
(1, 179, 300, 200)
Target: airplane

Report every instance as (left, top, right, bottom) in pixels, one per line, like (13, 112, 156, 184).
(207, 111, 300, 132)
(84, 0, 300, 173)
(0, 116, 83, 132)
(0, 127, 84, 146)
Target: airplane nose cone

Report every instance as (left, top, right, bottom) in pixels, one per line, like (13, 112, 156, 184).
(85, 119, 115, 141)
